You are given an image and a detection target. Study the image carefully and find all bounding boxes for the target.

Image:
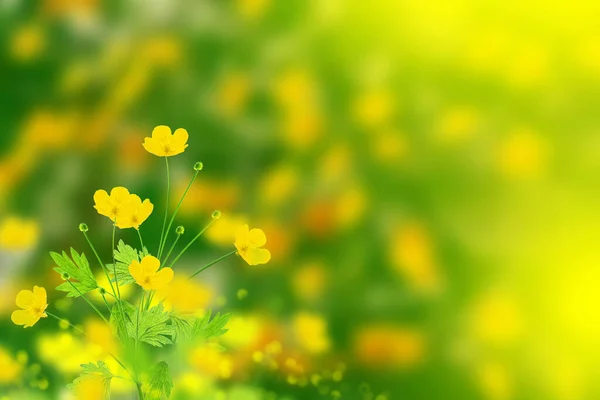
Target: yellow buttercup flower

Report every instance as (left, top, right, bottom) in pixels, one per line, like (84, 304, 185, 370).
(0, 217, 40, 251)
(129, 255, 174, 291)
(93, 187, 134, 222)
(234, 224, 271, 266)
(11, 286, 48, 328)
(143, 125, 189, 157)
(116, 195, 154, 230)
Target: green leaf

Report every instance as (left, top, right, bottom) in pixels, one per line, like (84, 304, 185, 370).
(107, 240, 141, 286)
(192, 310, 231, 340)
(67, 361, 113, 397)
(144, 361, 173, 400)
(110, 300, 135, 343)
(52, 248, 97, 297)
(127, 303, 174, 347)
(170, 314, 194, 342)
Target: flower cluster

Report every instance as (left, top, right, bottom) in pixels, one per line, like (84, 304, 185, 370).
(10, 126, 271, 399)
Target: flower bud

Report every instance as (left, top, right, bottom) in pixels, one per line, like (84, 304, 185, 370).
(98, 287, 106, 295)
(176, 226, 185, 235)
(212, 210, 222, 220)
(194, 161, 204, 171)
(78, 223, 89, 233)
(61, 272, 70, 280)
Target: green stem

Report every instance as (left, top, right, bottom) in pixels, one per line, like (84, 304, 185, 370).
(136, 382, 145, 399)
(137, 228, 145, 251)
(170, 218, 216, 268)
(112, 223, 122, 301)
(100, 292, 111, 313)
(67, 280, 109, 324)
(82, 231, 117, 298)
(157, 157, 170, 258)
(47, 311, 85, 335)
(162, 234, 181, 266)
(188, 250, 237, 279)
(158, 168, 199, 260)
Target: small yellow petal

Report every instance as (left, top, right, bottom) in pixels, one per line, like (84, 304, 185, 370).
(93, 190, 111, 216)
(32, 286, 47, 307)
(11, 309, 38, 327)
(248, 228, 267, 247)
(110, 187, 131, 205)
(128, 260, 144, 283)
(15, 290, 34, 309)
(152, 268, 174, 290)
(172, 128, 189, 148)
(152, 125, 172, 141)
(141, 255, 161, 274)
(244, 248, 271, 266)
(143, 138, 166, 157)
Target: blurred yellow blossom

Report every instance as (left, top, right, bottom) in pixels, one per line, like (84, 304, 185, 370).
(234, 225, 271, 266)
(11, 286, 48, 328)
(189, 344, 234, 379)
(237, 0, 271, 20)
(353, 89, 394, 128)
(206, 213, 248, 246)
(11, 23, 45, 62)
(84, 318, 117, 355)
(0, 217, 39, 251)
(177, 179, 240, 217)
(334, 185, 367, 228)
(215, 72, 251, 117)
(155, 276, 213, 314)
(476, 362, 513, 400)
(281, 111, 323, 149)
(497, 128, 548, 179)
(74, 376, 108, 400)
(436, 106, 479, 144)
(292, 261, 327, 303)
(273, 68, 317, 110)
(0, 346, 22, 384)
(371, 130, 408, 164)
(143, 125, 189, 157)
(390, 222, 441, 293)
(293, 312, 331, 355)
(142, 36, 183, 69)
(222, 315, 262, 350)
(354, 325, 425, 369)
(37, 333, 95, 373)
(259, 165, 299, 207)
(129, 255, 174, 291)
(468, 290, 523, 346)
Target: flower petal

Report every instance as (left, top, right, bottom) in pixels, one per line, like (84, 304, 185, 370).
(11, 309, 37, 327)
(33, 286, 47, 308)
(172, 128, 189, 148)
(138, 199, 154, 224)
(110, 187, 131, 205)
(141, 255, 161, 274)
(152, 125, 172, 141)
(15, 289, 34, 309)
(152, 267, 174, 290)
(234, 224, 250, 245)
(93, 190, 111, 215)
(143, 138, 166, 157)
(248, 228, 267, 247)
(128, 260, 144, 284)
(243, 248, 271, 266)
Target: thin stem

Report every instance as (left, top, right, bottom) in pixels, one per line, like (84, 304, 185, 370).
(112, 223, 122, 301)
(162, 234, 181, 266)
(157, 157, 170, 258)
(170, 218, 216, 268)
(136, 382, 145, 399)
(137, 228, 145, 251)
(82, 231, 117, 298)
(47, 311, 85, 334)
(67, 280, 109, 324)
(100, 292, 112, 313)
(188, 250, 237, 279)
(158, 168, 199, 260)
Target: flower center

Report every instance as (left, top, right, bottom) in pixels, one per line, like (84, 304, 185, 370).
(143, 277, 152, 285)
(32, 306, 44, 315)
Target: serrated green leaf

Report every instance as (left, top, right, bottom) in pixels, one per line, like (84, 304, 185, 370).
(144, 361, 173, 400)
(170, 314, 194, 342)
(67, 361, 113, 398)
(192, 310, 231, 340)
(52, 248, 97, 297)
(110, 300, 135, 343)
(127, 303, 174, 347)
(107, 240, 141, 286)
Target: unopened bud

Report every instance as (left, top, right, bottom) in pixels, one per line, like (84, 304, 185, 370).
(98, 287, 106, 295)
(78, 223, 89, 233)
(61, 272, 70, 280)
(194, 161, 204, 171)
(212, 210, 222, 220)
(176, 226, 185, 235)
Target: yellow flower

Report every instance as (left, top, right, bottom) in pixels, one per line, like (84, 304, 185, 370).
(116, 195, 154, 230)
(0, 346, 22, 383)
(74, 376, 108, 400)
(0, 217, 40, 251)
(155, 276, 213, 314)
(293, 312, 331, 354)
(11, 286, 48, 328)
(129, 256, 174, 291)
(143, 125, 189, 157)
(93, 187, 134, 222)
(234, 225, 271, 266)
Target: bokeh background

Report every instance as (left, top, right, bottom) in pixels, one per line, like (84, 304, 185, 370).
(3, 0, 600, 399)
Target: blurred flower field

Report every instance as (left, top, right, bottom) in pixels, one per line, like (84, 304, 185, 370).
(3, 0, 600, 399)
